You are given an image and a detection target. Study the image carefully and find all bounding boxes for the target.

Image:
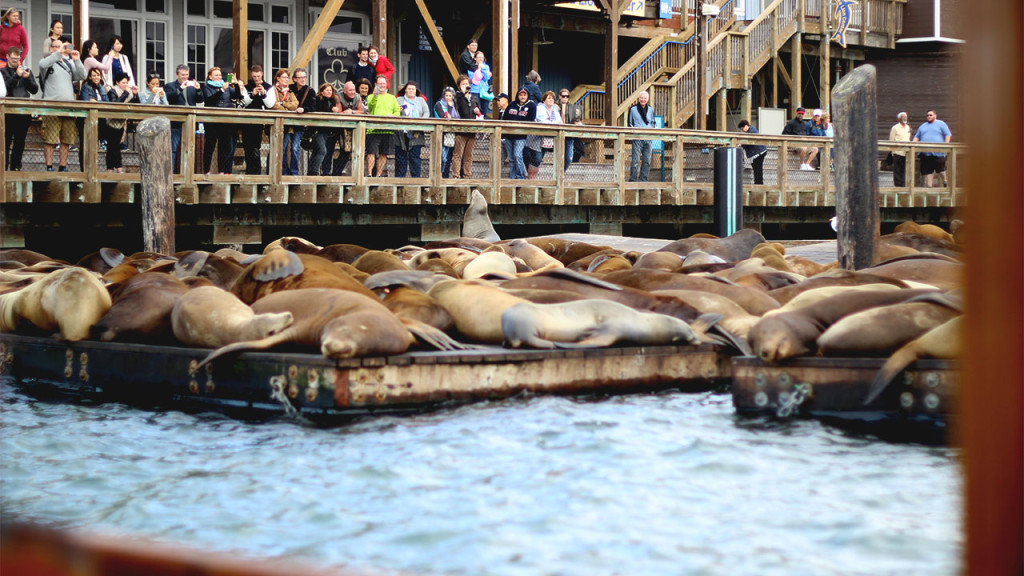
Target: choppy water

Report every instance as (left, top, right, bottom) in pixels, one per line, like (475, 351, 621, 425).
(1, 378, 962, 576)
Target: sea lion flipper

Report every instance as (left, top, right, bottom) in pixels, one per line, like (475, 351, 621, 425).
(196, 331, 291, 370)
(402, 318, 480, 351)
(251, 250, 305, 282)
(864, 346, 918, 406)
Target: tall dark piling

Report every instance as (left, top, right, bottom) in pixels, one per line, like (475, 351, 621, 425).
(136, 116, 175, 255)
(831, 64, 879, 270)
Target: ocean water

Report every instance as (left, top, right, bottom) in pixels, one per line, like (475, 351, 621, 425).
(0, 379, 962, 576)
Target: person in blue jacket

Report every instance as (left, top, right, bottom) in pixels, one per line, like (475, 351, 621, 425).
(628, 90, 656, 182)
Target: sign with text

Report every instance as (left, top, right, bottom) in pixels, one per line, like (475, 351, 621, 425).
(553, 0, 648, 18)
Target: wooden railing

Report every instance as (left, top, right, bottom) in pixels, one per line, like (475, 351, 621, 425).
(0, 100, 965, 210)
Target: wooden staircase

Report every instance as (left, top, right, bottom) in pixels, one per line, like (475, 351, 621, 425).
(573, 0, 905, 128)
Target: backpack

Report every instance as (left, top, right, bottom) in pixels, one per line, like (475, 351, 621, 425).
(38, 65, 55, 97)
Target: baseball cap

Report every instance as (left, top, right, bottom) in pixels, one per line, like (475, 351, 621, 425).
(518, 86, 529, 94)
(812, 108, 823, 116)
(796, 107, 806, 114)
(496, 92, 509, 100)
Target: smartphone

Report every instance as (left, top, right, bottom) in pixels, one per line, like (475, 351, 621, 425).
(226, 73, 233, 83)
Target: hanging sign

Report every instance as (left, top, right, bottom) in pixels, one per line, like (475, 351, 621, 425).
(553, 1, 648, 18)
(830, 0, 857, 48)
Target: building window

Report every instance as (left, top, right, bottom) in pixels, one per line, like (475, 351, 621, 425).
(145, 21, 166, 78)
(92, 0, 139, 9)
(248, 3, 265, 22)
(186, 0, 206, 17)
(326, 14, 363, 35)
(271, 5, 289, 24)
(213, 0, 232, 19)
(145, 0, 166, 13)
(187, 24, 207, 81)
(271, 31, 289, 72)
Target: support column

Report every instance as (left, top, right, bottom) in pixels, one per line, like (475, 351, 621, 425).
(372, 0, 387, 56)
(696, 3, 706, 130)
(717, 88, 728, 131)
(820, 0, 831, 111)
(71, 0, 88, 48)
(603, 5, 621, 126)
(510, 0, 519, 92)
(233, 0, 249, 82)
(740, 88, 752, 123)
(790, 32, 802, 113)
(492, 0, 504, 96)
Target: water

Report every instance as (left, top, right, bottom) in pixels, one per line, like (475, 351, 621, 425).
(0, 379, 962, 575)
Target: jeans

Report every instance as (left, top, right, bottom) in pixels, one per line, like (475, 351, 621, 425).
(308, 132, 331, 175)
(440, 145, 453, 178)
(283, 130, 301, 175)
(320, 132, 339, 175)
(395, 145, 423, 177)
(508, 138, 527, 180)
(170, 125, 182, 173)
(203, 123, 236, 174)
(564, 137, 579, 172)
(629, 139, 652, 182)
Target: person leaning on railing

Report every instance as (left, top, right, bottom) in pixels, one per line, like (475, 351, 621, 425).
(286, 68, 313, 176)
(139, 72, 168, 105)
(163, 64, 199, 172)
(103, 72, 139, 173)
(433, 86, 458, 178)
(738, 119, 767, 185)
(366, 74, 400, 178)
(201, 66, 245, 174)
(327, 80, 366, 177)
(306, 82, 340, 176)
(395, 80, 430, 178)
(527, 90, 561, 180)
(451, 74, 480, 179)
(2, 46, 38, 171)
(499, 86, 537, 180)
(240, 64, 276, 175)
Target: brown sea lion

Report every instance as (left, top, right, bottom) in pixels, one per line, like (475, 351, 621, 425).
(463, 250, 518, 280)
(713, 258, 804, 291)
(525, 237, 614, 266)
(352, 250, 410, 275)
(198, 288, 415, 366)
(652, 289, 761, 339)
(599, 269, 781, 316)
(633, 251, 685, 273)
(263, 236, 322, 254)
(425, 237, 495, 253)
(499, 239, 565, 272)
(462, 189, 501, 242)
(864, 315, 962, 405)
(231, 251, 375, 304)
(171, 285, 294, 348)
(75, 248, 126, 274)
(0, 249, 64, 267)
(748, 288, 939, 363)
(412, 257, 459, 277)
(381, 286, 455, 332)
(880, 232, 962, 259)
(93, 271, 190, 342)
(501, 299, 702, 349)
(174, 251, 246, 291)
(363, 270, 453, 294)
(409, 248, 479, 278)
(783, 255, 838, 277)
(765, 284, 904, 316)
(102, 261, 145, 286)
(894, 221, 955, 243)
(766, 269, 909, 305)
(588, 254, 634, 274)
(316, 244, 371, 264)
(212, 247, 249, 264)
(749, 243, 793, 272)
(817, 295, 961, 358)
(656, 229, 766, 262)
(565, 248, 627, 272)
(862, 258, 963, 292)
(0, 267, 111, 341)
(428, 280, 530, 343)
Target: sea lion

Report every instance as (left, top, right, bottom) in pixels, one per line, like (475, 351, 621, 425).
(894, 221, 955, 243)
(212, 247, 249, 264)
(315, 244, 371, 264)
(565, 248, 627, 272)
(816, 295, 961, 358)
(749, 243, 793, 273)
(171, 285, 294, 348)
(864, 316, 962, 405)
(652, 289, 761, 339)
(588, 254, 634, 274)
(381, 286, 455, 332)
(412, 257, 459, 278)
(462, 189, 501, 242)
(463, 250, 518, 280)
(766, 269, 909, 305)
(231, 251, 375, 304)
(656, 229, 766, 262)
(0, 249, 63, 267)
(174, 251, 245, 290)
(783, 255, 837, 277)
(363, 270, 453, 294)
(352, 250, 410, 275)
(501, 299, 702, 349)
(499, 239, 564, 272)
(198, 288, 415, 366)
(863, 258, 963, 292)
(633, 251, 685, 273)
(409, 248, 479, 278)
(425, 237, 495, 253)
(599, 268, 781, 316)
(748, 288, 939, 363)
(880, 232, 962, 259)
(428, 280, 530, 343)
(764, 284, 904, 316)
(713, 258, 804, 291)
(75, 247, 125, 274)
(525, 237, 614, 266)
(0, 267, 111, 341)
(263, 236, 323, 255)
(93, 271, 190, 342)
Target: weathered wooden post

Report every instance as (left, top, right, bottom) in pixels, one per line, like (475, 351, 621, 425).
(135, 116, 176, 255)
(831, 65, 879, 270)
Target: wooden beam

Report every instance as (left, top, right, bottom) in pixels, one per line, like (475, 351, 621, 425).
(233, 0, 248, 83)
(373, 0, 387, 57)
(71, 0, 86, 49)
(604, 9, 621, 126)
(790, 32, 801, 112)
(411, 0, 459, 83)
(530, 13, 673, 39)
(492, 0, 503, 100)
(510, 0, 519, 93)
(820, 0, 831, 111)
(832, 65, 878, 270)
(774, 54, 792, 91)
(289, 0, 347, 73)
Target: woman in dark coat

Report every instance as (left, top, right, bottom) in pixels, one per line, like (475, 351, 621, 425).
(201, 66, 244, 174)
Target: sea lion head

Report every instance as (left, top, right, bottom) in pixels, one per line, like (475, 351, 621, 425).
(747, 315, 818, 363)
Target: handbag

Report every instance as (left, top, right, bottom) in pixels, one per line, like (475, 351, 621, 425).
(479, 82, 494, 102)
(300, 130, 316, 151)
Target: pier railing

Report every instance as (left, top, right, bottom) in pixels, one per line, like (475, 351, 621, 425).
(0, 99, 965, 210)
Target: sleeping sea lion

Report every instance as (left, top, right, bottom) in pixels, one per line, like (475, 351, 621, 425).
(766, 269, 909, 305)
(263, 236, 322, 254)
(171, 285, 294, 349)
(565, 249, 626, 272)
(315, 244, 371, 264)
(816, 294, 961, 358)
(880, 232, 962, 259)
(862, 258, 963, 292)
(599, 268, 781, 316)
(75, 248, 125, 274)
(652, 289, 761, 339)
(0, 249, 63, 267)
(0, 267, 111, 341)
(231, 251, 375, 304)
(893, 221, 955, 243)
(864, 316, 962, 406)
(525, 237, 613, 266)
(633, 251, 685, 273)
(351, 250, 410, 275)
(462, 189, 501, 242)
(381, 286, 455, 332)
(499, 239, 564, 272)
(463, 250, 518, 280)
(428, 280, 529, 343)
(93, 271, 190, 342)
(656, 229, 766, 262)
(174, 251, 246, 290)
(501, 299, 702, 349)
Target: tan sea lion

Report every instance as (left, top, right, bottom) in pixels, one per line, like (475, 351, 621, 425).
(381, 286, 455, 332)
(499, 239, 564, 272)
(565, 249, 627, 272)
(525, 237, 614, 266)
(412, 257, 459, 277)
(171, 285, 294, 348)
(198, 288, 415, 366)
(766, 269, 909, 305)
(748, 288, 939, 363)
(212, 247, 249, 264)
(174, 251, 245, 291)
(462, 189, 501, 242)
(894, 221, 955, 243)
(633, 251, 685, 273)
(93, 271, 190, 342)
(463, 250, 518, 280)
(425, 237, 495, 253)
(351, 250, 410, 275)
(713, 258, 804, 291)
(428, 280, 530, 343)
(599, 268, 781, 316)
(863, 258, 963, 292)
(501, 299, 702, 349)
(75, 248, 125, 274)
(363, 270, 453, 294)
(783, 255, 838, 277)
(749, 243, 793, 272)
(652, 289, 761, 339)
(864, 316, 962, 405)
(588, 254, 634, 274)
(231, 251, 375, 304)
(0, 267, 111, 341)
(657, 229, 766, 262)
(880, 232, 962, 259)
(0, 249, 63, 267)
(764, 284, 904, 316)
(409, 248, 479, 278)
(816, 295, 961, 358)
(263, 236, 323, 254)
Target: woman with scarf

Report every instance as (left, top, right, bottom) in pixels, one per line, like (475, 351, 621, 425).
(433, 86, 458, 178)
(103, 72, 139, 172)
(201, 67, 245, 174)
(101, 36, 135, 88)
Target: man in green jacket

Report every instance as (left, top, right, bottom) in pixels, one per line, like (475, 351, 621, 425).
(366, 74, 400, 177)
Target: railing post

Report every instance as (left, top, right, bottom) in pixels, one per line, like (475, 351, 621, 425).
(491, 125, 502, 194)
(907, 143, 916, 193)
(554, 129, 564, 197)
(182, 114, 196, 191)
(615, 132, 626, 187)
(672, 134, 684, 202)
(269, 117, 284, 185)
(84, 109, 99, 185)
(779, 140, 789, 191)
(0, 106, 6, 189)
(353, 122, 366, 187)
(431, 124, 443, 189)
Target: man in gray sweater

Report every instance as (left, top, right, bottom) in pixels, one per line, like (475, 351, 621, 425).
(38, 38, 86, 171)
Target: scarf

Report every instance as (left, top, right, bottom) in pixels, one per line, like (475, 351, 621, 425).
(207, 79, 224, 88)
(635, 103, 650, 123)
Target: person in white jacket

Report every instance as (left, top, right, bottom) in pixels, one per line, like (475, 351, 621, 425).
(100, 36, 135, 88)
(527, 90, 561, 179)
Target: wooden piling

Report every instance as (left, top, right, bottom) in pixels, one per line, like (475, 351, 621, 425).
(831, 65, 879, 270)
(135, 116, 176, 255)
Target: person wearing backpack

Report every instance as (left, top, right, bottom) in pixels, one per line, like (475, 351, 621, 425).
(38, 38, 85, 171)
(2, 46, 38, 171)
